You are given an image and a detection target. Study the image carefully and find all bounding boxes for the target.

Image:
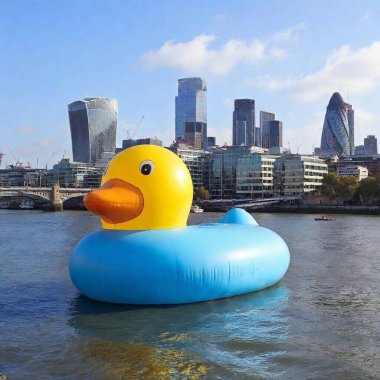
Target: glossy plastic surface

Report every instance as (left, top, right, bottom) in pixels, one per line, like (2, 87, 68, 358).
(69, 216, 290, 304)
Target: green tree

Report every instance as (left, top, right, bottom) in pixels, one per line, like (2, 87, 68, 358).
(336, 176, 358, 201)
(321, 173, 358, 202)
(358, 176, 379, 204)
(320, 173, 340, 199)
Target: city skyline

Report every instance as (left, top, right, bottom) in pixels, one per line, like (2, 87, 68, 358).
(1, 1, 380, 167)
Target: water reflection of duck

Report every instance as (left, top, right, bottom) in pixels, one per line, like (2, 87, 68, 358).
(69, 145, 290, 304)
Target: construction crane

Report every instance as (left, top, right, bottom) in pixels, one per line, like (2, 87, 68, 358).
(126, 115, 145, 140)
(0, 138, 19, 165)
(45, 152, 56, 169)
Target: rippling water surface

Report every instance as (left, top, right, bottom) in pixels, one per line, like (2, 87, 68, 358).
(1, 210, 379, 379)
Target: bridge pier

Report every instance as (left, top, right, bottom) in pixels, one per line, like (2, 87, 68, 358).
(42, 183, 63, 211)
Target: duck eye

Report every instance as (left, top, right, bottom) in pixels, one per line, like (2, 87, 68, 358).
(139, 160, 155, 175)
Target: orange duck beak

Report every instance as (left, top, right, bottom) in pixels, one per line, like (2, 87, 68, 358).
(84, 178, 144, 224)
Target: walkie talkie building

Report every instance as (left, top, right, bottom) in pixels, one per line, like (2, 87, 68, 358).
(68, 97, 118, 164)
(320, 92, 354, 157)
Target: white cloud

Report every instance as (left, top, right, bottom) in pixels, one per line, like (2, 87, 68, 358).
(139, 24, 305, 76)
(254, 41, 380, 102)
(273, 22, 306, 42)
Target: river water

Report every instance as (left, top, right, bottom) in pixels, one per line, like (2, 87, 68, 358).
(0, 210, 379, 379)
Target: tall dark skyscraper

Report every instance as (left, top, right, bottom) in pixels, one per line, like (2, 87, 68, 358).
(260, 111, 275, 149)
(364, 135, 378, 154)
(233, 99, 255, 146)
(269, 120, 283, 148)
(320, 92, 354, 157)
(175, 77, 207, 148)
(68, 97, 118, 164)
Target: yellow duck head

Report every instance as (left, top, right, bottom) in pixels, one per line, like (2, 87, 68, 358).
(83, 145, 193, 230)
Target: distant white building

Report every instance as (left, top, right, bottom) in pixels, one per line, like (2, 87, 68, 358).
(337, 165, 368, 181)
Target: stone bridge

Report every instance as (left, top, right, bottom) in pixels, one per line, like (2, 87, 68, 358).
(0, 185, 92, 211)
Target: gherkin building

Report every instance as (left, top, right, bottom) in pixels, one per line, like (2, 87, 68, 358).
(320, 92, 354, 157)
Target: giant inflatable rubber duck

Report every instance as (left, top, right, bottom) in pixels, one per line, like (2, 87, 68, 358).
(69, 145, 290, 304)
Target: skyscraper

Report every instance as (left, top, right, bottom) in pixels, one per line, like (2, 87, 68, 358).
(320, 92, 354, 157)
(175, 78, 207, 148)
(233, 99, 255, 146)
(260, 111, 275, 149)
(364, 135, 378, 154)
(269, 120, 283, 148)
(68, 97, 118, 164)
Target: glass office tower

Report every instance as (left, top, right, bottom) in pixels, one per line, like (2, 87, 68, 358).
(68, 97, 118, 164)
(260, 111, 275, 149)
(233, 99, 256, 146)
(175, 78, 207, 148)
(320, 92, 353, 157)
(269, 120, 283, 148)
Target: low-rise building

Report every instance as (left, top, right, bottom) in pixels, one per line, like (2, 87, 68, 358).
(206, 146, 253, 199)
(274, 155, 327, 196)
(0, 165, 46, 187)
(45, 159, 102, 188)
(169, 144, 205, 189)
(337, 165, 368, 181)
(236, 154, 277, 198)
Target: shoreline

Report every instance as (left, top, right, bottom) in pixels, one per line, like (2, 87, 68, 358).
(247, 205, 380, 215)
(1, 204, 380, 216)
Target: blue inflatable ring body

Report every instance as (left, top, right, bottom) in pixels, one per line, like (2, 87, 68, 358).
(69, 210, 290, 305)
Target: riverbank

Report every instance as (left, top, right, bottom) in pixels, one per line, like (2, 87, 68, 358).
(255, 204, 380, 215)
(200, 201, 380, 215)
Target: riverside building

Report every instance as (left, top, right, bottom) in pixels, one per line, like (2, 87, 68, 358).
(236, 153, 277, 198)
(336, 165, 368, 181)
(68, 97, 118, 165)
(45, 159, 102, 188)
(206, 146, 260, 199)
(274, 155, 327, 197)
(169, 144, 205, 189)
(0, 165, 46, 187)
(175, 78, 207, 148)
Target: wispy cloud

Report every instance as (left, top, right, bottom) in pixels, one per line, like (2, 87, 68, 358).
(359, 12, 373, 22)
(139, 23, 305, 76)
(19, 125, 38, 134)
(252, 41, 380, 102)
(272, 22, 306, 42)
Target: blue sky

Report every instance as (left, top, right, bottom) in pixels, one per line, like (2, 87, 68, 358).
(1, 0, 379, 168)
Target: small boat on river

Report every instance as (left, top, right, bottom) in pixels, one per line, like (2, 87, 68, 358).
(190, 204, 204, 213)
(315, 215, 335, 221)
